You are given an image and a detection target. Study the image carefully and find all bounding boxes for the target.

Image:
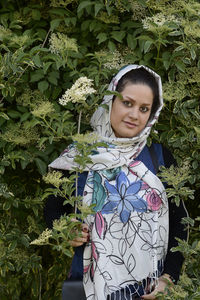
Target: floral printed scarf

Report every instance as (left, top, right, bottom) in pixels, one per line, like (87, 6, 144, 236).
(49, 65, 169, 299)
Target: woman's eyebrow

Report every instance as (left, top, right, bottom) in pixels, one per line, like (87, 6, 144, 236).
(123, 96, 152, 106)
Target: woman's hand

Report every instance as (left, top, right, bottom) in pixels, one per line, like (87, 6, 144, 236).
(69, 219, 89, 247)
(141, 274, 174, 299)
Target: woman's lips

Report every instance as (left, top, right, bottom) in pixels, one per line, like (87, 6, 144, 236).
(123, 121, 138, 128)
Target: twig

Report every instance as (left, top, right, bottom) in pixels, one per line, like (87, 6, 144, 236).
(41, 28, 51, 48)
(74, 110, 82, 214)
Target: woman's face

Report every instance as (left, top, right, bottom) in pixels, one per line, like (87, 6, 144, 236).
(110, 83, 154, 138)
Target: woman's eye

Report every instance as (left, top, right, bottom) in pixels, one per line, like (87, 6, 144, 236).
(123, 101, 132, 107)
(140, 106, 149, 113)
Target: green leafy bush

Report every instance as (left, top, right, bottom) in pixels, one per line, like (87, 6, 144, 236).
(0, 0, 199, 298)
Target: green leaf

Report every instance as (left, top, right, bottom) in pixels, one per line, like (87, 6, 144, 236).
(127, 34, 137, 49)
(50, 19, 61, 31)
(174, 45, 185, 52)
(48, 72, 59, 85)
(7, 262, 15, 271)
(111, 31, 126, 43)
(32, 54, 42, 67)
(190, 47, 196, 60)
(94, 3, 104, 16)
(163, 60, 170, 70)
(7, 110, 21, 118)
(144, 40, 152, 53)
(32, 9, 41, 20)
(104, 90, 123, 100)
(30, 70, 44, 82)
(43, 62, 53, 74)
(108, 40, 116, 52)
(77, 1, 93, 13)
(181, 217, 195, 227)
(97, 33, 107, 44)
(175, 61, 185, 72)
(194, 126, 200, 143)
(26, 119, 41, 128)
(8, 240, 17, 252)
(168, 30, 182, 36)
(0, 112, 9, 120)
(20, 112, 30, 122)
(38, 81, 49, 93)
(3, 201, 11, 210)
(35, 158, 47, 175)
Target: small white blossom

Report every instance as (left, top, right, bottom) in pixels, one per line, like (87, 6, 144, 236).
(49, 32, 78, 56)
(142, 13, 179, 30)
(59, 77, 96, 106)
(31, 229, 52, 245)
(43, 171, 69, 188)
(103, 50, 126, 70)
(31, 101, 55, 118)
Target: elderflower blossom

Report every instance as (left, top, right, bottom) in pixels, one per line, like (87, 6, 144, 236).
(1, 123, 39, 146)
(43, 171, 70, 188)
(31, 101, 55, 118)
(129, 1, 147, 21)
(103, 50, 126, 70)
(53, 217, 69, 231)
(50, 0, 77, 7)
(72, 132, 99, 144)
(59, 77, 96, 106)
(77, 203, 94, 216)
(10, 34, 30, 47)
(142, 13, 179, 31)
(178, 67, 200, 84)
(183, 20, 200, 39)
(49, 32, 78, 56)
(96, 12, 119, 24)
(31, 228, 52, 245)
(163, 82, 188, 102)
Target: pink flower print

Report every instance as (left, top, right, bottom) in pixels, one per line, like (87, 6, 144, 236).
(91, 241, 99, 262)
(129, 160, 141, 168)
(95, 212, 107, 239)
(146, 189, 162, 211)
(141, 182, 150, 190)
(83, 264, 90, 274)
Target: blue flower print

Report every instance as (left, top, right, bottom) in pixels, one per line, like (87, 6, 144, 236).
(102, 171, 147, 223)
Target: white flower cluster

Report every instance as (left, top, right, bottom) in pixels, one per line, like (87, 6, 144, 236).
(49, 32, 78, 55)
(31, 101, 55, 118)
(142, 13, 178, 29)
(43, 170, 69, 188)
(30, 228, 52, 245)
(103, 50, 126, 70)
(59, 77, 96, 106)
(130, 1, 147, 21)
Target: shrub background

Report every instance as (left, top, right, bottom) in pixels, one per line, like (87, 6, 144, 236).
(0, 0, 199, 299)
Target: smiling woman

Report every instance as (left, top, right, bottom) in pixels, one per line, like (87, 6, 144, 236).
(45, 65, 188, 300)
(110, 83, 153, 138)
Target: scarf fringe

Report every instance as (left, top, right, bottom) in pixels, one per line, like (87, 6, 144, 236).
(104, 260, 164, 300)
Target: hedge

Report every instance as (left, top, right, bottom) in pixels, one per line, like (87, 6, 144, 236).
(0, 0, 199, 299)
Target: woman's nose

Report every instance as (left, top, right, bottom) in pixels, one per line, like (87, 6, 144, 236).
(128, 107, 138, 119)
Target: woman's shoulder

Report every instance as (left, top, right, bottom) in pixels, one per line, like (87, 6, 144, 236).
(152, 143, 176, 168)
(139, 143, 176, 171)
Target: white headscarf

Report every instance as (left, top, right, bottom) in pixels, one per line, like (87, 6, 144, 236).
(49, 65, 163, 171)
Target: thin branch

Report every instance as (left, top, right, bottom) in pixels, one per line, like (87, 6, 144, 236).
(41, 28, 51, 48)
(75, 110, 82, 214)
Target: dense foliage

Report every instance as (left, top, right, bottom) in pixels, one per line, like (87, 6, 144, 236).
(0, 0, 199, 299)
